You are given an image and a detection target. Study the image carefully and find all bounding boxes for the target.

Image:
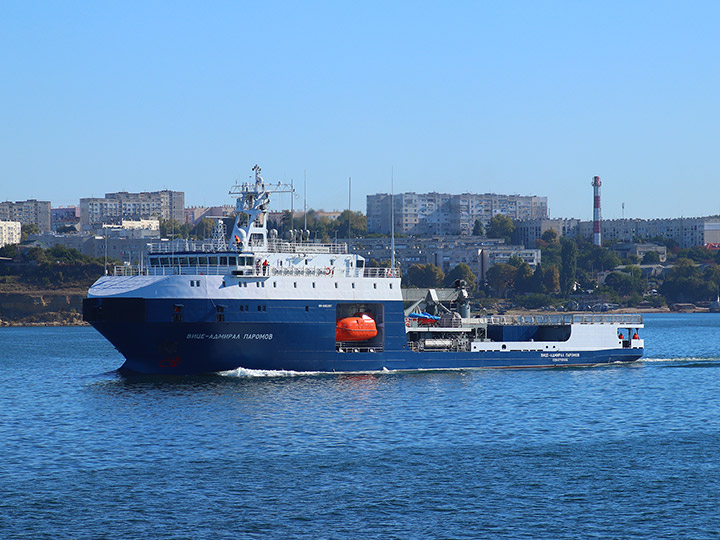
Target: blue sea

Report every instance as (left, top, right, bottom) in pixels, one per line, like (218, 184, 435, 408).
(1, 313, 720, 539)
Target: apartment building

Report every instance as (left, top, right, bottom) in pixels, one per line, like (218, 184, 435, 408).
(79, 190, 184, 229)
(367, 192, 548, 236)
(0, 199, 51, 232)
(348, 236, 540, 280)
(0, 221, 22, 248)
(516, 216, 720, 249)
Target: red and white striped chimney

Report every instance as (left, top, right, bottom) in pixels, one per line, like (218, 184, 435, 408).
(591, 176, 602, 246)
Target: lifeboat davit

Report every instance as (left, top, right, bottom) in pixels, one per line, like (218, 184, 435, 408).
(336, 312, 378, 342)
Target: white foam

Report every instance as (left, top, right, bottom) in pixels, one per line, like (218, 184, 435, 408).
(218, 367, 323, 378)
(641, 357, 720, 363)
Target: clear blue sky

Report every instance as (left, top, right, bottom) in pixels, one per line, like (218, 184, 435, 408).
(2, 1, 719, 220)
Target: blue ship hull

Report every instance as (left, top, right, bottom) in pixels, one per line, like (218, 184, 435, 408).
(84, 297, 644, 375)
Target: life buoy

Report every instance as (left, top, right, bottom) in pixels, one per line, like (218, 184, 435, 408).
(405, 318, 410, 327)
(387, 269, 393, 277)
(325, 267, 332, 275)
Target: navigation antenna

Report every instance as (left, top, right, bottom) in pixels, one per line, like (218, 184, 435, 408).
(212, 219, 228, 251)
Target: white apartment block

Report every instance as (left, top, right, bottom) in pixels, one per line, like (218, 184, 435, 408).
(516, 216, 720, 249)
(80, 190, 184, 229)
(0, 221, 22, 248)
(515, 219, 582, 247)
(367, 192, 548, 236)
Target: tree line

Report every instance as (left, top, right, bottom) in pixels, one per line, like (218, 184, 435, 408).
(400, 228, 720, 308)
(0, 244, 111, 290)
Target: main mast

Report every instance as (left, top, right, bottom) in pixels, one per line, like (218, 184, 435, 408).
(229, 165, 293, 252)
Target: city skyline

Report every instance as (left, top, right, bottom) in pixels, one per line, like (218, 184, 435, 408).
(2, 2, 719, 220)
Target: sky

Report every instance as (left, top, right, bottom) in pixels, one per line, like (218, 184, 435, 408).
(2, 1, 719, 221)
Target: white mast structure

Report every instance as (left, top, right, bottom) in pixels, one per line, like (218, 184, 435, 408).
(229, 165, 293, 252)
(391, 166, 396, 273)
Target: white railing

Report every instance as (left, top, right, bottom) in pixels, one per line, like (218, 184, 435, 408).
(363, 267, 399, 278)
(485, 314, 643, 326)
(267, 241, 347, 254)
(148, 241, 217, 254)
(112, 264, 399, 279)
(146, 240, 348, 255)
(403, 313, 643, 328)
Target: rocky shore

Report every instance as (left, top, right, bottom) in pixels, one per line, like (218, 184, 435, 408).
(0, 290, 88, 327)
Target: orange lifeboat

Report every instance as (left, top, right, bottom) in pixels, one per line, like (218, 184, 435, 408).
(336, 312, 378, 342)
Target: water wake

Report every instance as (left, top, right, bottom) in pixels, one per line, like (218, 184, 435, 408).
(218, 367, 324, 378)
(642, 356, 720, 362)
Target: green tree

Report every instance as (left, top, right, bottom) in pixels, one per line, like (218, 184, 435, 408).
(514, 261, 535, 294)
(159, 218, 191, 239)
(507, 255, 524, 268)
(21, 223, 40, 241)
(530, 264, 546, 294)
(541, 229, 559, 244)
(658, 258, 715, 302)
(444, 263, 476, 293)
(604, 271, 644, 297)
(544, 265, 560, 293)
(331, 210, 367, 238)
(404, 264, 445, 288)
(642, 251, 661, 264)
(486, 263, 517, 297)
(472, 219, 484, 236)
(0, 244, 19, 259)
(577, 243, 620, 273)
(560, 239, 578, 296)
(485, 215, 515, 243)
(195, 218, 216, 239)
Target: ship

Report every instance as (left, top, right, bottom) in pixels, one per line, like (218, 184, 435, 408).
(83, 165, 645, 374)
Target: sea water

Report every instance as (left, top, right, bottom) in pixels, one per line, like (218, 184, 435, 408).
(1, 313, 720, 539)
